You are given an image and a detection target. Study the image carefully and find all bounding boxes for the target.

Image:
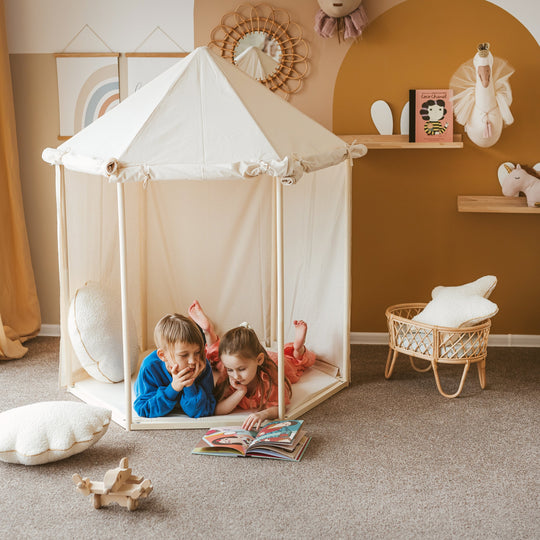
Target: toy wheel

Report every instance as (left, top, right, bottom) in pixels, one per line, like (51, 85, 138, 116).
(93, 494, 101, 509)
(127, 497, 137, 511)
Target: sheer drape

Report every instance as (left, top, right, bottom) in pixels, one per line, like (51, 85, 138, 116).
(0, 0, 41, 359)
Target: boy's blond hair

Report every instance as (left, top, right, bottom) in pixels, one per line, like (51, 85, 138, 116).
(154, 313, 205, 361)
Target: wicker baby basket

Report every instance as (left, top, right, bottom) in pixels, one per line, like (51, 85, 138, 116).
(385, 303, 491, 398)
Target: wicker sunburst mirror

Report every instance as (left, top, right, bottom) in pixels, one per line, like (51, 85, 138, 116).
(209, 3, 309, 99)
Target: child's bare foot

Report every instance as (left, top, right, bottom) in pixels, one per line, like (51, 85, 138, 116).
(293, 320, 307, 359)
(189, 300, 218, 345)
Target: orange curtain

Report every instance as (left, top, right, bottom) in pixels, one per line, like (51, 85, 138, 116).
(0, 0, 41, 358)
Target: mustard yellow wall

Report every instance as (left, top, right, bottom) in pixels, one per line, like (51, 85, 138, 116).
(334, 0, 540, 333)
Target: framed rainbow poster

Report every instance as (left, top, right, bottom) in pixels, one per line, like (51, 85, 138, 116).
(55, 53, 120, 139)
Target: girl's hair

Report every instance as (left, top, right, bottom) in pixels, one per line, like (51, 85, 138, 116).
(154, 313, 205, 362)
(217, 326, 292, 409)
(420, 99, 447, 121)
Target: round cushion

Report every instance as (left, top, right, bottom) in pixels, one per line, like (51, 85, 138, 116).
(68, 282, 138, 383)
(0, 401, 111, 465)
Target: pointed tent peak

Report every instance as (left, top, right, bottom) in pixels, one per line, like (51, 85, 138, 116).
(198, 47, 367, 165)
(42, 46, 366, 182)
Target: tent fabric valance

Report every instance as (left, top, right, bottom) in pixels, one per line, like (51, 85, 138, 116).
(42, 145, 366, 185)
(42, 47, 366, 184)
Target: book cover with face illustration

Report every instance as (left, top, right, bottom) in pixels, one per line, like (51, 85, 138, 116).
(409, 89, 454, 143)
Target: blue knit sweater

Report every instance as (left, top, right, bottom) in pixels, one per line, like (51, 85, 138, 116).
(133, 350, 216, 418)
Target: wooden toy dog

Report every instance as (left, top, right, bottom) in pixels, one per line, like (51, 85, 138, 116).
(72, 457, 153, 511)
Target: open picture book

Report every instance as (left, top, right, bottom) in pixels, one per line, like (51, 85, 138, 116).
(192, 419, 310, 461)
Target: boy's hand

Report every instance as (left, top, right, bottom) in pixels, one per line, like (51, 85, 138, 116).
(190, 359, 206, 381)
(170, 365, 197, 392)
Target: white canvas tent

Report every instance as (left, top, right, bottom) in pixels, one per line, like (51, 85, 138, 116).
(43, 46, 367, 430)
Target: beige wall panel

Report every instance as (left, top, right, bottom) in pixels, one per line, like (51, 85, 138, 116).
(10, 53, 60, 326)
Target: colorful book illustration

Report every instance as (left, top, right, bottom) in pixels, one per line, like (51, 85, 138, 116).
(192, 419, 310, 462)
(409, 89, 454, 143)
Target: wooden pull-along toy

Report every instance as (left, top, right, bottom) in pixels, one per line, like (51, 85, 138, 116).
(72, 457, 153, 511)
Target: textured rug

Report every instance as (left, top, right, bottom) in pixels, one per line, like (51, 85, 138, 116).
(0, 337, 538, 539)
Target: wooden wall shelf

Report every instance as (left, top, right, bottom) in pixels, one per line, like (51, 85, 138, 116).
(458, 195, 540, 214)
(338, 134, 463, 149)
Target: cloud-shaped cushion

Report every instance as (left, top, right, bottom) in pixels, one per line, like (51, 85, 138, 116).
(412, 275, 498, 328)
(0, 401, 111, 465)
(68, 282, 139, 383)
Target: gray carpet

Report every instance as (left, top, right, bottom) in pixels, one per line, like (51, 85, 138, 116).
(1, 337, 538, 539)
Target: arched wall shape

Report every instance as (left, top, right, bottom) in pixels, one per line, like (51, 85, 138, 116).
(333, 0, 540, 334)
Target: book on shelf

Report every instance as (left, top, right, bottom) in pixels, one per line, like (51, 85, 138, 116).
(409, 89, 453, 143)
(192, 419, 310, 462)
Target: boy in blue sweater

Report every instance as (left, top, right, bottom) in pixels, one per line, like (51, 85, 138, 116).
(134, 312, 216, 418)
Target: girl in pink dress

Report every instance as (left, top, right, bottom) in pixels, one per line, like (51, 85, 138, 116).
(188, 301, 316, 431)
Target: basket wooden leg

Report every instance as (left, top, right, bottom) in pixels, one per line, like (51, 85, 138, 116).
(477, 358, 487, 389)
(385, 348, 399, 379)
(432, 360, 471, 398)
(409, 355, 432, 373)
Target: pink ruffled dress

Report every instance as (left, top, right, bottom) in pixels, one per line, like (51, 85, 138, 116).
(206, 340, 316, 409)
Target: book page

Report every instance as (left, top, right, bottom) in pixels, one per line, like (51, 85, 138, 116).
(251, 419, 304, 446)
(202, 427, 257, 454)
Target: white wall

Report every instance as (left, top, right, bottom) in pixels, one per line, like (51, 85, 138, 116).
(5, 0, 195, 53)
(487, 0, 540, 45)
(4, 0, 539, 53)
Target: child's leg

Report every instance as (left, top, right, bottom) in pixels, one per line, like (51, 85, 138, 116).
(293, 320, 307, 359)
(189, 300, 218, 346)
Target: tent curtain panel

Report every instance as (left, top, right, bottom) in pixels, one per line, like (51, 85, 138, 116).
(0, 0, 41, 359)
(59, 163, 350, 387)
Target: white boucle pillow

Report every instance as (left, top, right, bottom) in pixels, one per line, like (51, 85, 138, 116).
(0, 401, 111, 466)
(68, 282, 139, 383)
(412, 275, 499, 328)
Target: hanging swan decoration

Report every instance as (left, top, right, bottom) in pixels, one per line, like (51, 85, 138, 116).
(450, 43, 514, 148)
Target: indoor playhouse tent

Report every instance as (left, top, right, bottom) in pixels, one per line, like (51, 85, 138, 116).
(42, 46, 367, 430)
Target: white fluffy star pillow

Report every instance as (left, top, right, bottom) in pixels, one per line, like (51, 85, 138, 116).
(412, 275, 498, 328)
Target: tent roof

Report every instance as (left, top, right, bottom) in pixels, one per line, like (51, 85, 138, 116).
(43, 47, 366, 183)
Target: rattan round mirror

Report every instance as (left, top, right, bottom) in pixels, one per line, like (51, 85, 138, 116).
(209, 3, 309, 99)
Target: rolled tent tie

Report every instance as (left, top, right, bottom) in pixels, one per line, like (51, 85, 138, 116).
(239, 157, 303, 184)
(42, 148, 122, 180)
(105, 158, 119, 175)
(346, 142, 368, 160)
(41, 147, 67, 165)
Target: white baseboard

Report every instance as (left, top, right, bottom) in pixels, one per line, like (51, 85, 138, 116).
(39, 325, 540, 347)
(39, 324, 61, 337)
(351, 332, 540, 348)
